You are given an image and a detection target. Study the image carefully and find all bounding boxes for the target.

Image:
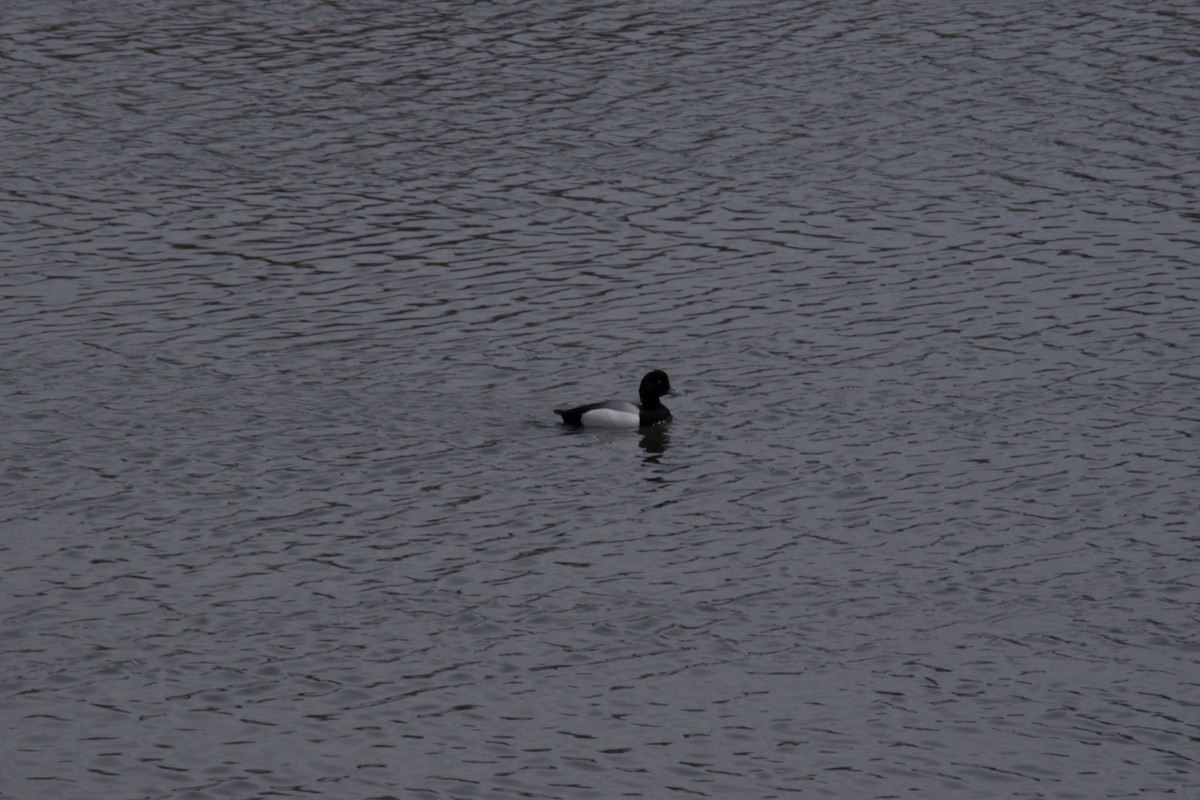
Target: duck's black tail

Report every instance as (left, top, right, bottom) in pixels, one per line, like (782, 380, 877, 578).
(554, 408, 583, 426)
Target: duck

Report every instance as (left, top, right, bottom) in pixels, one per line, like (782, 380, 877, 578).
(554, 370, 679, 429)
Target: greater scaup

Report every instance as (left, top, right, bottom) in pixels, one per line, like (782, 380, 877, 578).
(554, 370, 679, 429)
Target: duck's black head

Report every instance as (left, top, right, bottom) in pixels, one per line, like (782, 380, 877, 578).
(639, 370, 675, 406)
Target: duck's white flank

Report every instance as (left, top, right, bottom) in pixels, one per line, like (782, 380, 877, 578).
(579, 407, 642, 429)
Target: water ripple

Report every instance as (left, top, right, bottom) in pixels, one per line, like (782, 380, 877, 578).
(3, 1, 1199, 798)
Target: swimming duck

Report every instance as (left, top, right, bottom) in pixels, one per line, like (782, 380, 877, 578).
(554, 370, 678, 428)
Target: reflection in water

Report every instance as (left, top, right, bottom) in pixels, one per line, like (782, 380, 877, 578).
(639, 426, 670, 455)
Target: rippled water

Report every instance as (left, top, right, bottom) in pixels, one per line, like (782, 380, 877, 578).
(3, 1, 1199, 798)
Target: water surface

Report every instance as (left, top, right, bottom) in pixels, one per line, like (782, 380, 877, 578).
(2, 1, 1198, 798)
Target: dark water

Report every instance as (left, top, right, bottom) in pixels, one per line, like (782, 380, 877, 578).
(3, 1, 1198, 798)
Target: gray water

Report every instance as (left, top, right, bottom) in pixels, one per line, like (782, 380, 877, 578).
(3, 1, 1199, 798)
